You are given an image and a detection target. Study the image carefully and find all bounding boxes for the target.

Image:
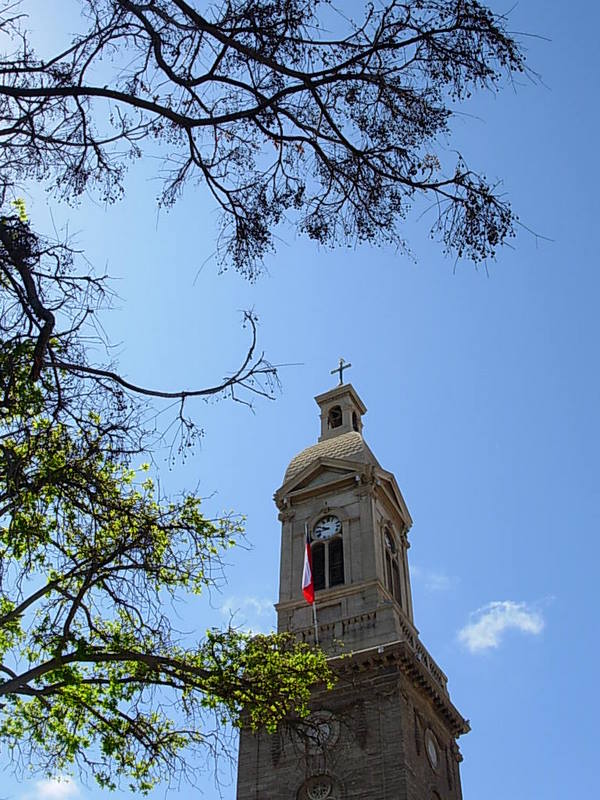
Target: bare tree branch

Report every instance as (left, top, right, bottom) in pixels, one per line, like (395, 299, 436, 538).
(0, 0, 528, 273)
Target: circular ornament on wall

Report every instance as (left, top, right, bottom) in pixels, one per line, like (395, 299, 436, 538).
(424, 728, 439, 770)
(307, 781, 332, 800)
(295, 710, 340, 755)
(299, 775, 340, 800)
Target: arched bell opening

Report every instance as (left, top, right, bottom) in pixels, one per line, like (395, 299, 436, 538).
(327, 405, 343, 429)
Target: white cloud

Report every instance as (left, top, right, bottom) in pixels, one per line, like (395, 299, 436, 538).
(21, 777, 80, 800)
(458, 600, 544, 653)
(411, 565, 457, 592)
(423, 570, 456, 592)
(220, 595, 274, 633)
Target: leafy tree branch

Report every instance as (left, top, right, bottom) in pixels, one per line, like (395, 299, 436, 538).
(0, 211, 329, 791)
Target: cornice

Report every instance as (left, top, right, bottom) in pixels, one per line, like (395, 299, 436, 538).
(314, 383, 367, 415)
(329, 640, 470, 739)
(275, 578, 383, 612)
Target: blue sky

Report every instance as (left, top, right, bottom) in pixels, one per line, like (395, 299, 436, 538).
(3, 1, 600, 799)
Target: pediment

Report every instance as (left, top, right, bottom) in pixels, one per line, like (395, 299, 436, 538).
(276, 456, 366, 498)
(275, 457, 413, 529)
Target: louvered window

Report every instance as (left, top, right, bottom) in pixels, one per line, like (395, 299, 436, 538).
(311, 537, 344, 591)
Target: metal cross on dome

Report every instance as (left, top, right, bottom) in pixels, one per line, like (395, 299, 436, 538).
(330, 357, 352, 385)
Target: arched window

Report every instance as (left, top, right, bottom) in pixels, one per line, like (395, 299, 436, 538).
(352, 410, 359, 432)
(327, 405, 342, 429)
(384, 528, 402, 606)
(312, 538, 344, 591)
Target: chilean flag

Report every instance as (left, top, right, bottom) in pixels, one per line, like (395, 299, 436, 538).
(302, 529, 314, 604)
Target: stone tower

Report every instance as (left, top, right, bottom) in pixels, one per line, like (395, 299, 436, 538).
(236, 383, 469, 800)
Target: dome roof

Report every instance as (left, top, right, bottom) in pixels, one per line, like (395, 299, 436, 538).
(284, 431, 380, 483)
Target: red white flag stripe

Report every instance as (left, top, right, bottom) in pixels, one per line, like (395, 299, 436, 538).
(302, 529, 314, 604)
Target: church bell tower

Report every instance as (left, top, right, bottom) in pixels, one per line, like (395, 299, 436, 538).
(236, 381, 469, 800)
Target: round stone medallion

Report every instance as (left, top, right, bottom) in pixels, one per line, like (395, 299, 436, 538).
(425, 728, 439, 769)
(300, 775, 340, 800)
(307, 781, 332, 800)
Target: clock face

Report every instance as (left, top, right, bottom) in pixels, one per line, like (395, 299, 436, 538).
(299, 711, 339, 755)
(313, 515, 342, 540)
(306, 719, 331, 749)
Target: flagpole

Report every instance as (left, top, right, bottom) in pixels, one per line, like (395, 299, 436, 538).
(304, 522, 320, 646)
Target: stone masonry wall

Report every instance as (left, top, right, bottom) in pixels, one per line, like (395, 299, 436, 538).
(236, 658, 463, 800)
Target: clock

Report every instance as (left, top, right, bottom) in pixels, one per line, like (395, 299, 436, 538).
(294, 710, 339, 755)
(313, 515, 342, 540)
